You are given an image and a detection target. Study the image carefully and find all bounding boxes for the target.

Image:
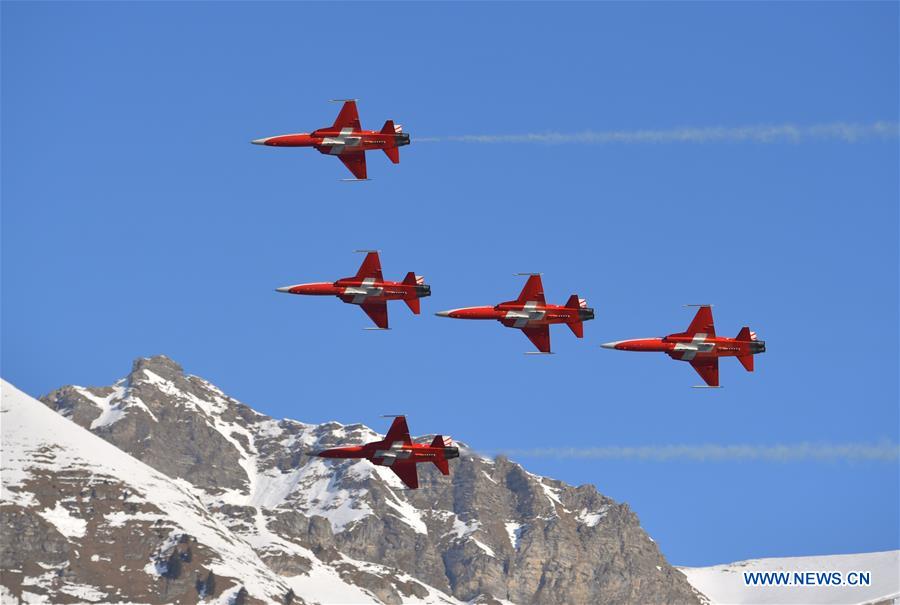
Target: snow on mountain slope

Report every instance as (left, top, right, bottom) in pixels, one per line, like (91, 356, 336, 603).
(9, 355, 705, 604)
(2, 379, 292, 603)
(679, 550, 899, 605)
(1, 378, 463, 604)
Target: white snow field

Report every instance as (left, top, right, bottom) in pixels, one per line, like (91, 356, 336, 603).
(1, 379, 464, 604)
(680, 550, 899, 605)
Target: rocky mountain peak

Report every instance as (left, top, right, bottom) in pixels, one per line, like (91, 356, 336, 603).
(2, 358, 705, 604)
(130, 354, 185, 383)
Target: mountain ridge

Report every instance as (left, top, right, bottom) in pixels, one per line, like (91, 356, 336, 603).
(2, 355, 702, 604)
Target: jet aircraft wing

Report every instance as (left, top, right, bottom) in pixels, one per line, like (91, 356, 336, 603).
(338, 152, 368, 180)
(683, 305, 716, 338)
(522, 325, 551, 353)
(383, 415, 413, 446)
(360, 300, 389, 329)
(390, 462, 419, 489)
(331, 100, 361, 131)
(355, 251, 384, 281)
(689, 357, 719, 387)
(514, 274, 546, 306)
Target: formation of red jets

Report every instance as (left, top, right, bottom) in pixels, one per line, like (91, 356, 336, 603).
(257, 102, 768, 487)
(275, 249, 766, 388)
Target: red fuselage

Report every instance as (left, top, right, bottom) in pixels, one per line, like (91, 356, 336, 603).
(437, 303, 594, 328)
(316, 442, 460, 466)
(277, 277, 430, 306)
(436, 274, 593, 352)
(311, 415, 455, 489)
(252, 128, 410, 154)
(602, 335, 766, 361)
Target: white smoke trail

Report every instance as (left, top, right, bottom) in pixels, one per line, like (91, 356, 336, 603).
(490, 442, 900, 462)
(417, 121, 899, 144)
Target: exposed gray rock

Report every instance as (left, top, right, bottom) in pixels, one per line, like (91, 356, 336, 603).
(41, 355, 254, 494)
(5, 355, 704, 604)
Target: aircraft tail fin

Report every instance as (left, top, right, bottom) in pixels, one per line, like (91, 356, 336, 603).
(430, 434, 452, 448)
(565, 295, 587, 337)
(380, 121, 401, 163)
(430, 435, 452, 475)
(380, 120, 401, 135)
(402, 271, 424, 286)
(737, 354, 754, 372)
(735, 326, 757, 341)
(567, 321, 584, 338)
(565, 294, 587, 309)
(402, 272, 424, 314)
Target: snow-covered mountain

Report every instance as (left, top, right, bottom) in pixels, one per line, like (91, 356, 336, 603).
(680, 550, 899, 605)
(2, 355, 702, 604)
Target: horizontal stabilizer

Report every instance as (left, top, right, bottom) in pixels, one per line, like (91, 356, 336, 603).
(567, 320, 584, 338)
(404, 297, 420, 314)
(737, 353, 754, 372)
(433, 457, 450, 475)
(383, 146, 400, 164)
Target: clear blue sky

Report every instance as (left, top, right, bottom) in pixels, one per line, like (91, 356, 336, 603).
(2, 2, 897, 566)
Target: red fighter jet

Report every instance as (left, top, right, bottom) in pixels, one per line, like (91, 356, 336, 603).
(311, 416, 459, 489)
(435, 274, 595, 353)
(601, 305, 766, 387)
(251, 100, 409, 180)
(276, 251, 430, 330)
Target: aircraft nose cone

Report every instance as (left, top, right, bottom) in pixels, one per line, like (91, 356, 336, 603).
(600, 341, 620, 350)
(435, 310, 452, 318)
(275, 286, 294, 293)
(251, 138, 269, 145)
